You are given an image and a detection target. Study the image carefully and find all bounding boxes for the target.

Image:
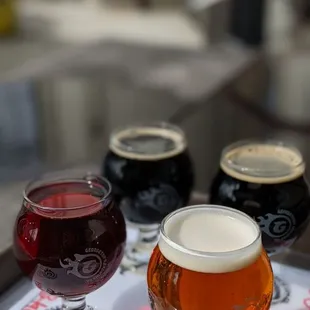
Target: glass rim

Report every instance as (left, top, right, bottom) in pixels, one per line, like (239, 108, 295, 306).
(221, 139, 305, 173)
(23, 174, 112, 212)
(109, 121, 187, 153)
(160, 204, 262, 258)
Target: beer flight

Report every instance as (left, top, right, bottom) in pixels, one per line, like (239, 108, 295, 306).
(12, 122, 310, 310)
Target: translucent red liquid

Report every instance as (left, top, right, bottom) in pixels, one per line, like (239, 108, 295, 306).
(13, 182, 126, 297)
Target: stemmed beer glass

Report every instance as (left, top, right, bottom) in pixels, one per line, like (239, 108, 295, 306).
(209, 140, 310, 304)
(148, 204, 274, 310)
(209, 140, 310, 255)
(13, 172, 126, 310)
(103, 122, 194, 272)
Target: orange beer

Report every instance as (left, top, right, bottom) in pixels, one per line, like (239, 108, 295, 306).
(147, 205, 273, 310)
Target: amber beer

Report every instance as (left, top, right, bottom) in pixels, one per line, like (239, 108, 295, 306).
(147, 205, 273, 310)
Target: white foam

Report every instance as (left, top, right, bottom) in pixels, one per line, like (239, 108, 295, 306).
(221, 142, 305, 184)
(109, 126, 186, 161)
(159, 205, 262, 273)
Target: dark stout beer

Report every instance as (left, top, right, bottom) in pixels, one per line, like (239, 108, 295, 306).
(104, 123, 194, 225)
(210, 141, 310, 255)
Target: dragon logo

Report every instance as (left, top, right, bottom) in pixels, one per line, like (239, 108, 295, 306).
(256, 210, 296, 240)
(60, 249, 107, 280)
(135, 184, 181, 214)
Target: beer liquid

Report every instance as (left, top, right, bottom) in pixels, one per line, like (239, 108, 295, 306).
(14, 182, 126, 297)
(148, 206, 273, 310)
(105, 125, 194, 224)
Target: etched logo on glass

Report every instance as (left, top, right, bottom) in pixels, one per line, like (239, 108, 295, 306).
(135, 184, 181, 214)
(256, 210, 296, 240)
(42, 268, 57, 280)
(60, 248, 107, 280)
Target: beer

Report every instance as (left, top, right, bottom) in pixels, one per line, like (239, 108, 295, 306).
(210, 140, 310, 255)
(104, 122, 194, 269)
(147, 205, 273, 310)
(104, 123, 194, 225)
(13, 173, 126, 309)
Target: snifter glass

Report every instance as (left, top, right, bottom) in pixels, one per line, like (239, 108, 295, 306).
(209, 140, 310, 305)
(103, 122, 194, 273)
(13, 172, 126, 310)
(209, 139, 310, 256)
(147, 204, 273, 310)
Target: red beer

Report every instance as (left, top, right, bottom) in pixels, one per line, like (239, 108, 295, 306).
(14, 175, 126, 298)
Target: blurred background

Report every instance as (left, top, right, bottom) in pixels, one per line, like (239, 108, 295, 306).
(0, 0, 310, 186)
(0, 0, 310, 263)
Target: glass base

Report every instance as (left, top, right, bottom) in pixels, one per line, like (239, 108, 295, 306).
(271, 276, 290, 305)
(61, 296, 95, 310)
(120, 244, 152, 275)
(269, 249, 292, 305)
(120, 222, 159, 274)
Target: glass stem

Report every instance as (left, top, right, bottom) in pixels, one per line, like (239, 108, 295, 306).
(121, 224, 160, 272)
(138, 226, 159, 245)
(133, 225, 160, 254)
(62, 296, 87, 310)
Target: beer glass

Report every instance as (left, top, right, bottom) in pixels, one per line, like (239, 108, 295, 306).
(103, 122, 194, 271)
(209, 140, 310, 256)
(13, 172, 126, 310)
(147, 205, 273, 310)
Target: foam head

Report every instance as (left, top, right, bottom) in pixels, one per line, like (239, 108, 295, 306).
(109, 122, 186, 161)
(159, 205, 262, 273)
(220, 140, 305, 184)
